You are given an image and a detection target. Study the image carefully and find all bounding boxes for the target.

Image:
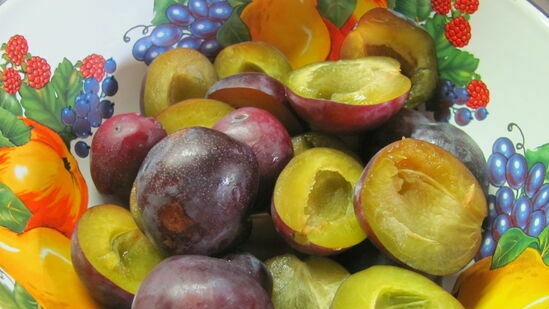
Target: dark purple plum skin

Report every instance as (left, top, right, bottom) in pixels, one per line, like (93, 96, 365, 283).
(131, 255, 274, 309)
(213, 107, 294, 210)
(90, 112, 167, 205)
(221, 251, 274, 296)
(134, 126, 259, 256)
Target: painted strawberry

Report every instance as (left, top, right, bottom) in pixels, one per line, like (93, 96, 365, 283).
(431, 0, 452, 15)
(26, 56, 51, 89)
(465, 79, 490, 109)
(5, 35, 28, 66)
(455, 0, 480, 14)
(80, 53, 106, 81)
(445, 16, 472, 47)
(1, 67, 23, 95)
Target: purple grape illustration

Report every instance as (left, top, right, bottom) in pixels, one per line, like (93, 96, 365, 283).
(477, 123, 549, 260)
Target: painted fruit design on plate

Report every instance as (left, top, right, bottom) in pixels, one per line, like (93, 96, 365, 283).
(125, 0, 490, 126)
(0, 34, 118, 308)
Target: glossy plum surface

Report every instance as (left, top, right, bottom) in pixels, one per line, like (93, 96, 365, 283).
(133, 126, 259, 256)
(132, 255, 273, 309)
(213, 107, 294, 210)
(90, 113, 167, 205)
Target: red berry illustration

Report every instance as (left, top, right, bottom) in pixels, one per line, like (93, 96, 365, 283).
(1, 67, 23, 95)
(445, 16, 472, 47)
(26, 56, 51, 89)
(5, 35, 28, 66)
(466, 79, 490, 109)
(455, 0, 479, 14)
(80, 54, 106, 81)
(431, 0, 452, 15)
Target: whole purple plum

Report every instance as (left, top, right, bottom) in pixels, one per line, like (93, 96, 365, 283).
(134, 126, 259, 256)
(131, 255, 274, 309)
(90, 112, 167, 205)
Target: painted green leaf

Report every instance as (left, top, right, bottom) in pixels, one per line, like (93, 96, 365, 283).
(0, 282, 18, 309)
(525, 143, 549, 182)
(13, 283, 39, 309)
(491, 227, 539, 269)
(216, 4, 250, 47)
(19, 83, 68, 140)
(0, 90, 23, 116)
(424, 14, 479, 87)
(0, 108, 31, 148)
(538, 226, 549, 265)
(317, 0, 356, 28)
(0, 183, 32, 234)
(437, 49, 478, 87)
(393, 0, 432, 22)
(50, 58, 82, 109)
(228, 0, 250, 7)
(151, 0, 186, 25)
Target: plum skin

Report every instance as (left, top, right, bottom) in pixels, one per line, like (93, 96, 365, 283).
(134, 126, 259, 256)
(131, 255, 274, 309)
(213, 107, 294, 210)
(90, 112, 167, 205)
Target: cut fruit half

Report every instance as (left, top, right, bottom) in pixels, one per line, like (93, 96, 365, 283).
(331, 265, 464, 309)
(285, 56, 411, 133)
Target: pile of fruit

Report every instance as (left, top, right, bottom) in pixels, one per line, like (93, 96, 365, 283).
(67, 4, 516, 308)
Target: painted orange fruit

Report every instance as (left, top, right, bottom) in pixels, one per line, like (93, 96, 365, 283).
(0, 226, 100, 308)
(453, 248, 549, 308)
(240, 0, 331, 69)
(0, 117, 88, 237)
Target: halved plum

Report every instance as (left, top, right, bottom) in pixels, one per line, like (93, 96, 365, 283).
(271, 147, 366, 255)
(265, 253, 350, 309)
(285, 56, 411, 134)
(354, 138, 487, 276)
(340, 7, 439, 108)
(331, 265, 464, 308)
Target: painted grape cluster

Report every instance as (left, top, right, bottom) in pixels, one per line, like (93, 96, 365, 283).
(61, 55, 118, 158)
(125, 0, 233, 65)
(477, 125, 549, 260)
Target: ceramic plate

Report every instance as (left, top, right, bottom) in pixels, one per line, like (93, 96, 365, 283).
(0, 0, 548, 308)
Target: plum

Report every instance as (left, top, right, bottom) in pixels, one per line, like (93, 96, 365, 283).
(292, 131, 362, 162)
(131, 255, 273, 309)
(271, 147, 366, 255)
(285, 56, 411, 134)
(155, 98, 234, 134)
(133, 126, 259, 256)
(90, 113, 167, 205)
(141, 47, 218, 117)
(362, 109, 488, 192)
(213, 107, 294, 210)
(206, 72, 305, 135)
(410, 122, 489, 193)
(213, 41, 292, 82)
(71, 204, 165, 309)
(331, 265, 464, 308)
(354, 138, 487, 276)
(221, 251, 273, 296)
(265, 253, 350, 309)
(340, 7, 439, 108)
